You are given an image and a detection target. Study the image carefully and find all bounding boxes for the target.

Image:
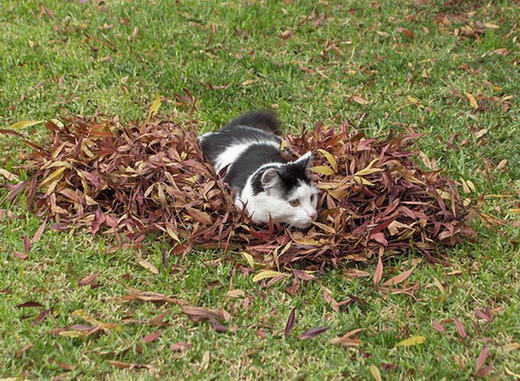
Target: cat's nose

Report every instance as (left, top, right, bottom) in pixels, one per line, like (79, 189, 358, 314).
(309, 211, 317, 220)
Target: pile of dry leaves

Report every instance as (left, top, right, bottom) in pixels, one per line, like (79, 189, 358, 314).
(1, 116, 474, 268)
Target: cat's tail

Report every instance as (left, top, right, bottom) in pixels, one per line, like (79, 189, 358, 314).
(224, 110, 281, 135)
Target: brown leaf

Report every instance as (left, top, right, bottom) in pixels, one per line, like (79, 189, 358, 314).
(381, 266, 414, 286)
(16, 301, 44, 308)
(397, 27, 414, 38)
(15, 344, 33, 358)
(292, 269, 316, 281)
(78, 273, 99, 286)
(171, 341, 192, 352)
(373, 257, 383, 285)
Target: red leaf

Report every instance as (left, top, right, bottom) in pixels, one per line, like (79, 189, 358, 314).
(297, 326, 330, 339)
(453, 318, 467, 339)
(431, 321, 445, 333)
(143, 330, 162, 343)
(14, 251, 28, 260)
(476, 309, 492, 322)
(31, 309, 52, 327)
(284, 308, 296, 338)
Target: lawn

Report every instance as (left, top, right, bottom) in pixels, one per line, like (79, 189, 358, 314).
(0, 0, 519, 380)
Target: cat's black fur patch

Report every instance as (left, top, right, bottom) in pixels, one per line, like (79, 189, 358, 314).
(250, 160, 312, 197)
(225, 145, 284, 191)
(224, 110, 281, 135)
(200, 126, 281, 165)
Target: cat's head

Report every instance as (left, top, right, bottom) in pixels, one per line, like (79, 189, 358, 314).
(249, 152, 319, 229)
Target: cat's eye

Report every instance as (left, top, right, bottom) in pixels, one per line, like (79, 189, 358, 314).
(311, 194, 316, 203)
(289, 199, 300, 207)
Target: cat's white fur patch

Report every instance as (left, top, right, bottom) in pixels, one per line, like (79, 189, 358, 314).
(237, 165, 318, 229)
(213, 141, 279, 173)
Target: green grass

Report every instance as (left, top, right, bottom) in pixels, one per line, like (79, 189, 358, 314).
(1, 0, 519, 379)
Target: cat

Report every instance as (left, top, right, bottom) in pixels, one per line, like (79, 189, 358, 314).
(199, 110, 318, 229)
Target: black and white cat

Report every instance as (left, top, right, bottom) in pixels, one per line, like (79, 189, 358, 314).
(199, 111, 318, 229)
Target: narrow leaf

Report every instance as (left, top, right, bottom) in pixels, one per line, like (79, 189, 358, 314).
(284, 308, 296, 338)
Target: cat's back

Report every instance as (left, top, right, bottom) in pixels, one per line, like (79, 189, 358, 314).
(199, 111, 282, 170)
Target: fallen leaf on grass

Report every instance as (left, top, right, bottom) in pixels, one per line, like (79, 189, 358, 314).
(381, 266, 414, 287)
(330, 328, 364, 347)
(253, 270, 284, 282)
(503, 343, 520, 352)
(143, 330, 162, 342)
(31, 308, 52, 327)
(181, 306, 229, 333)
(16, 301, 44, 308)
(475, 347, 494, 377)
(453, 318, 467, 339)
(297, 326, 330, 340)
(370, 365, 382, 381)
(78, 273, 99, 286)
(15, 344, 33, 358)
(137, 260, 159, 274)
(171, 341, 192, 352)
(284, 308, 296, 338)
(109, 360, 149, 370)
(395, 335, 425, 347)
(373, 257, 383, 285)
(10, 120, 44, 129)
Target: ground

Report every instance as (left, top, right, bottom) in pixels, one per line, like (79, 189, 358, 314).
(0, 0, 519, 380)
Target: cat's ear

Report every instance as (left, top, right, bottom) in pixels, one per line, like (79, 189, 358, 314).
(293, 151, 313, 169)
(261, 168, 281, 190)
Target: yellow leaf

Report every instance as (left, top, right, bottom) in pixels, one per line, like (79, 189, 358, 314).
(432, 277, 446, 303)
(464, 91, 479, 109)
(505, 367, 520, 378)
(395, 335, 426, 347)
(165, 225, 181, 243)
(354, 158, 380, 176)
(483, 23, 499, 29)
(148, 94, 161, 115)
(72, 309, 121, 331)
(310, 166, 335, 175)
(9, 120, 44, 129)
(241, 252, 255, 269)
(252, 270, 284, 282)
(138, 259, 159, 274)
(317, 149, 338, 171)
(370, 365, 382, 381)
(279, 140, 288, 151)
(503, 342, 520, 352)
(407, 95, 422, 106)
(353, 176, 375, 186)
(240, 79, 257, 86)
(352, 95, 370, 105)
(59, 330, 90, 338)
(39, 167, 66, 188)
(227, 289, 245, 298)
(0, 168, 19, 182)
